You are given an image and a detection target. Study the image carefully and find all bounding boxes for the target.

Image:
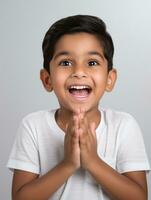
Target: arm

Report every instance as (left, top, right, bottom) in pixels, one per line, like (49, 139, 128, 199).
(12, 114, 81, 200)
(78, 111, 148, 200)
(87, 157, 148, 200)
(12, 162, 75, 200)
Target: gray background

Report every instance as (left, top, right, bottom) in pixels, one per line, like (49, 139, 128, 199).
(0, 0, 151, 199)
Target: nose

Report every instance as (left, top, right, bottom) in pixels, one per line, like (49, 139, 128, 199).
(71, 65, 87, 78)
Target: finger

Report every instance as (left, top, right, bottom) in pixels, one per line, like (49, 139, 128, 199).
(65, 116, 79, 147)
(73, 114, 79, 131)
(80, 107, 85, 114)
(74, 107, 81, 116)
(90, 122, 96, 133)
(79, 113, 89, 132)
(65, 123, 68, 132)
(66, 115, 77, 136)
(90, 122, 96, 141)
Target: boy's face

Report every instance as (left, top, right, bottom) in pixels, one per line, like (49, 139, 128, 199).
(41, 33, 116, 113)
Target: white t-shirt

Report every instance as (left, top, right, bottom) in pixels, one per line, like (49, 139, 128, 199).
(7, 108, 150, 200)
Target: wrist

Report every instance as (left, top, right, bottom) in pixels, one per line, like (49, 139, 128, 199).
(61, 160, 79, 174)
(86, 155, 101, 172)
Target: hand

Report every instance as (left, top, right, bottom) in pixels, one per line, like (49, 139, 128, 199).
(78, 110, 99, 170)
(63, 113, 81, 171)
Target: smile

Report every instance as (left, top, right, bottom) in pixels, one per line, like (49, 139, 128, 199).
(68, 85, 92, 101)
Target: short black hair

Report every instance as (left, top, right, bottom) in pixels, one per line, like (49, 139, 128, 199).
(42, 15, 114, 72)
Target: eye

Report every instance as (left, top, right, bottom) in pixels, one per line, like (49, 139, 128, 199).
(88, 60, 100, 67)
(59, 60, 72, 67)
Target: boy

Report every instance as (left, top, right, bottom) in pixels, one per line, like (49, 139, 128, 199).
(7, 15, 150, 200)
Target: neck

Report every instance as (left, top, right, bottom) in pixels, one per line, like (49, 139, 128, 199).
(55, 107, 101, 132)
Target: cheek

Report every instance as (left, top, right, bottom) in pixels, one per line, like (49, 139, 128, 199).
(94, 73, 107, 85)
(51, 71, 67, 89)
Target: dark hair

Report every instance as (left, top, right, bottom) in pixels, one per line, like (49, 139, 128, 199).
(42, 15, 114, 72)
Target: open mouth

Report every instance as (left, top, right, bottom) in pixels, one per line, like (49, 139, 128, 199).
(68, 85, 92, 98)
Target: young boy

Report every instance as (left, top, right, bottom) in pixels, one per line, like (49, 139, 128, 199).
(7, 15, 150, 200)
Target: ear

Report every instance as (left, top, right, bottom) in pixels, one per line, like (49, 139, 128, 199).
(40, 69, 53, 92)
(105, 68, 117, 92)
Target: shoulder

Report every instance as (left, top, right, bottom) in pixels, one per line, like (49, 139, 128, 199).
(19, 109, 57, 130)
(101, 107, 137, 126)
(15, 109, 57, 141)
(22, 109, 55, 123)
(100, 107, 143, 142)
(100, 107, 141, 136)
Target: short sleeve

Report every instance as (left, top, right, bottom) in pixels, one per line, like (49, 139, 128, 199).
(7, 118, 40, 174)
(117, 115, 150, 174)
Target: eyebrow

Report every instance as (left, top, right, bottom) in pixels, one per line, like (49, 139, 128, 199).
(87, 51, 105, 60)
(53, 51, 105, 60)
(53, 51, 70, 60)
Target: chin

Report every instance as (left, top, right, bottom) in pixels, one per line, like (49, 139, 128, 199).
(67, 103, 95, 114)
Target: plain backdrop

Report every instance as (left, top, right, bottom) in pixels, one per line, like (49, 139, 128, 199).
(0, 0, 151, 199)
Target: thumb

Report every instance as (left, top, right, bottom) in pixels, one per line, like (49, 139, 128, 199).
(90, 122, 96, 136)
(65, 123, 68, 132)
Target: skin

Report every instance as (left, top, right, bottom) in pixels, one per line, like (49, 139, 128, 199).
(12, 33, 148, 200)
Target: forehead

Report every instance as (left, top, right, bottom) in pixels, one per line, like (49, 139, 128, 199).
(53, 32, 104, 57)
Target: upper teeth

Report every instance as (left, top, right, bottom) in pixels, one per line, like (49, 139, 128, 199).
(70, 85, 90, 89)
